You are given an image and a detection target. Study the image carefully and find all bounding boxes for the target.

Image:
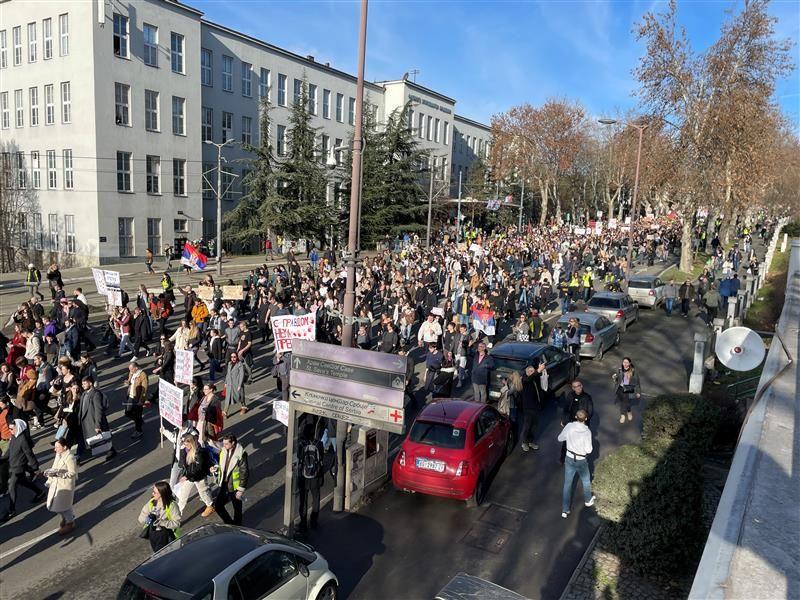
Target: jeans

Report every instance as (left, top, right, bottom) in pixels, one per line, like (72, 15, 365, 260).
(562, 456, 592, 513)
(560, 297, 569, 314)
(665, 297, 674, 315)
(118, 333, 132, 357)
(472, 384, 487, 403)
(681, 298, 690, 315)
(298, 477, 321, 528)
(28, 284, 44, 301)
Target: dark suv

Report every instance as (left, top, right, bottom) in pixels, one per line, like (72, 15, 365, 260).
(487, 342, 579, 402)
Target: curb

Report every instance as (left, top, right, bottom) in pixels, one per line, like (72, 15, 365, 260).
(558, 522, 606, 600)
(656, 262, 678, 278)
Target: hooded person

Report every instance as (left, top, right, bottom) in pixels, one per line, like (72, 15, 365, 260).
(3, 419, 45, 521)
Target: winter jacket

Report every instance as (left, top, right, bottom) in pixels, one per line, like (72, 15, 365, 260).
(79, 387, 109, 440)
(8, 423, 39, 474)
(179, 446, 212, 482)
(46, 450, 77, 514)
(217, 444, 249, 492)
(562, 390, 594, 424)
(470, 354, 495, 386)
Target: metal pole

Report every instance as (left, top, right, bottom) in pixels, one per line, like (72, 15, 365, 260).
(456, 170, 462, 243)
(335, 0, 368, 513)
(282, 402, 297, 536)
(426, 155, 435, 247)
(627, 125, 645, 281)
(216, 144, 223, 276)
(518, 178, 525, 229)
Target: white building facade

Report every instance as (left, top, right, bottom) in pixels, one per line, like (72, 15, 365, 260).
(1, 0, 491, 267)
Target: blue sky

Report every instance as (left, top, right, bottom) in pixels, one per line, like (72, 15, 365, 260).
(196, 0, 799, 128)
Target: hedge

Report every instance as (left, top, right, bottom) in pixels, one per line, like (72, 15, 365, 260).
(781, 221, 800, 238)
(594, 444, 660, 524)
(641, 393, 720, 454)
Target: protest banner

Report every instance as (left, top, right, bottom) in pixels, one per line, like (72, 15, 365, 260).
(106, 289, 122, 307)
(158, 379, 184, 448)
(174, 349, 194, 385)
(103, 270, 121, 289)
(272, 400, 289, 426)
(92, 268, 108, 295)
(197, 286, 215, 302)
(221, 285, 244, 300)
(271, 312, 317, 353)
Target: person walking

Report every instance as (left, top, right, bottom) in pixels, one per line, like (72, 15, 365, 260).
(145, 248, 155, 275)
(663, 279, 678, 316)
(213, 433, 249, 525)
(46, 264, 63, 301)
(423, 343, 444, 403)
(3, 419, 45, 521)
(297, 423, 324, 533)
(131, 307, 152, 357)
(558, 409, 595, 518)
(471, 341, 494, 403)
(124, 360, 148, 439)
(45, 437, 78, 535)
(223, 352, 251, 417)
(520, 363, 546, 451)
(79, 377, 117, 461)
(25, 264, 44, 301)
(703, 284, 722, 326)
(612, 357, 641, 424)
(138, 481, 182, 553)
(679, 279, 694, 317)
(560, 380, 594, 464)
(175, 433, 215, 517)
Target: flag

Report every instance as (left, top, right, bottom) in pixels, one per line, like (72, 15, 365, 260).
(181, 242, 208, 271)
(471, 307, 496, 336)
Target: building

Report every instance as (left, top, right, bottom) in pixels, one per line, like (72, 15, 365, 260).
(1, 0, 492, 267)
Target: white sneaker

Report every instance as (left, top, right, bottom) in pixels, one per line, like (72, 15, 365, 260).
(585, 495, 596, 507)
(521, 442, 530, 452)
(561, 512, 569, 519)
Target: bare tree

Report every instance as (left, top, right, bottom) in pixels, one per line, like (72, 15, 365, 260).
(0, 142, 41, 273)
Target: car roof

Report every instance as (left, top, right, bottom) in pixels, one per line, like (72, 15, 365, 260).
(489, 341, 548, 360)
(590, 291, 626, 299)
(417, 399, 483, 429)
(629, 274, 658, 282)
(559, 312, 602, 324)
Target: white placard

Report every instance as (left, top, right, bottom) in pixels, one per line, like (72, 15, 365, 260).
(104, 270, 121, 289)
(174, 349, 194, 385)
(272, 400, 289, 426)
(92, 268, 108, 295)
(158, 378, 184, 429)
(271, 313, 317, 353)
(106, 289, 122, 307)
(609, 219, 618, 229)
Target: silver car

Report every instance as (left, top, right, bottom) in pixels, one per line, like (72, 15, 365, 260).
(119, 525, 339, 600)
(554, 312, 620, 361)
(627, 275, 665, 308)
(586, 292, 639, 332)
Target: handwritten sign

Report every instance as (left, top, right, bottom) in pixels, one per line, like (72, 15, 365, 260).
(271, 313, 317, 353)
(104, 270, 121, 289)
(158, 379, 184, 429)
(174, 349, 194, 385)
(221, 286, 244, 300)
(106, 289, 122, 307)
(197, 286, 215, 302)
(92, 268, 108, 295)
(272, 400, 289, 426)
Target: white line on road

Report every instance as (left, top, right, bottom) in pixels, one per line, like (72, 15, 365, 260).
(0, 529, 60, 561)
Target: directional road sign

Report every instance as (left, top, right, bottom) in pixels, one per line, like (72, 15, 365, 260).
(289, 388, 404, 433)
(291, 400, 405, 435)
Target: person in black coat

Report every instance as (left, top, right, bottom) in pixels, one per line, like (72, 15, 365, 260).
(379, 323, 399, 353)
(297, 423, 324, 533)
(423, 344, 444, 403)
(520, 362, 546, 451)
(131, 308, 152, 357)
(3, 419, 45, 520)
(470, 341, 494, 403)
(63, 319, 81, 361)
(153, 339, 176, 383)
(560, 380, 594, 464)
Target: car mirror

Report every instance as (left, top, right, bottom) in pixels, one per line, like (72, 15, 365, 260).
(299, 563, 310, 577)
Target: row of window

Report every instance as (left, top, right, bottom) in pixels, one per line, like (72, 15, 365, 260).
(2, 150, 73, 190)
(119, 217, 190, 257)
(408, 109, 450, 145)
(114, 82, 186, 135)
(16, 212, 76, 255)
(456, 132, 490, 158)
(117, 152, 188, 195)
(113, 13, 185, 74)
(0, 83, 71, 129)
(0, 15, 69, 68)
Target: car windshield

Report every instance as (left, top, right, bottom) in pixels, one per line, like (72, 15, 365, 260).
(409, 420, 466, 449)
(628, 280, 654, 289)
(588, 297, 620, 308)
(489, 357, 528, 371)
(559, 321, 592, 335)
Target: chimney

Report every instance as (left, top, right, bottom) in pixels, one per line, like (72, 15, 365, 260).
(324, 62, 330, 68)
(306, 55, 315, 62)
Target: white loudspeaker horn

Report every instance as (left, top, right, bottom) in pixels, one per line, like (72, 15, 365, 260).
(715, 326, 766, 372)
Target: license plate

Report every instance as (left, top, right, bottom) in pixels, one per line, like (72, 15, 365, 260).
(416, 457, 445, 473)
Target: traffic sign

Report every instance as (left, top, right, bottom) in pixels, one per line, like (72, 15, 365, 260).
(291, 400, 405, 435)
(290, 388, 404, 430)
(291, 355, 404, 390)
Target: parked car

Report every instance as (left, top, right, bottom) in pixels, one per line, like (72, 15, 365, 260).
(393, 400, 512, 507)
(487, 341, 578, 401)
(627, 275, 665, 308)
(586, 291, 639, 332)
(554, 312, 620, 361)
(118, 525, 338, 600)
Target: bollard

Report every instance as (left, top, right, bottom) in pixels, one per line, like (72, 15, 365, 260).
(689, 331, 709, 393)
(745, 274, 756, 299)
(737, 290, 749, 322)
(713, 317, 725, 334)
(726, 296, 738, 328)
(780, 233, 788, 252)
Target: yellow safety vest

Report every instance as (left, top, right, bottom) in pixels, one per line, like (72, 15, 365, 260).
(146, 500, 181, 538)
(218, 448, 243, 491)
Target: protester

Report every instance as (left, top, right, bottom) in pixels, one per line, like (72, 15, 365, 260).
(45, 437, 78, 535)
(471, 341, 494, 403)
(558, 409, 595, 519)
(212, 433, 249, 525)
(3, 419, 45, 521)
(560, 380, 594, 465)
(297, 423, 324, 533)
(138, 481, 182, 553)
(175, 433, 215, 517)
(612, 357, 641, 424)
(124, 360, 148, 439)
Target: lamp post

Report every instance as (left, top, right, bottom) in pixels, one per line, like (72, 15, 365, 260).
(598, 119, 647, 281)
(204, 139, 236, 276)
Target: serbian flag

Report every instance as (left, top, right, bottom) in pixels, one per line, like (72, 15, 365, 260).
(181, 242, 208, 271)
(471, 307, 496, 336)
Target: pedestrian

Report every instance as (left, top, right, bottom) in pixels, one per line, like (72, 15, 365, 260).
(132, 307, 152, 357)
(79, 377, 116, 461)
(3, 419, 45, 522)
(663, 278, 677, 316)
(46, 264, 64, 301)
(703, 284, 721, 326)
(223, 352, 251, 417)
(124, 360, 148, 439)
(212, 433, 249, 525)
(145, 248, 155, 275)
(498, 370, 523, 429)
(520, 362, 546, 451)
(558, 409, 595, 519)
(44, 437, 78, 535)
(25, 264, 44, 301)
(138, 481, 182, 553)
(297, 423, 324, 533)
(175, 433, 215, 517)
(560, 380, 594, 464)
(565, 317, 581, 365)
(470, 341, 494, 403)
(207, 329, 224, 382)
(612, 357, 641, 424)
(678, 279, 694, 317)
(271, 351, 291, 404)
(423, 343, 443, 402)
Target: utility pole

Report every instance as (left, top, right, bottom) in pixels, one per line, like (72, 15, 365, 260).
(456, 170, 462, 243)
(426, 155, 435, 247)
(204, 139, 235, 276)
(334, 0, 368, 512)
(518, 178, 525, 229)
(628, 125, 646, 280)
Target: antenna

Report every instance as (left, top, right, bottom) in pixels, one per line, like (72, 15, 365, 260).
(715, 326, 766, 372)
(409, 69, 420, 83)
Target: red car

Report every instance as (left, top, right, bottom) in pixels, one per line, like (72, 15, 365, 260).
(392, 400, 513, 507)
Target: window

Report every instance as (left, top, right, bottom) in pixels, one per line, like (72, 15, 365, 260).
(172, 158, 186, 195)
(222, 169, 234, 201)
(49, 213, 59, 252)
(174, 218, 188, 233)
(115, 83, 130, 125)
(443, 121, 449, 145)
(146, 155, 160, 193)
(65, 214, 76, 254)
(27, 22, 37, 63)
(29, 87, 39, 126)
(202, 163, 214, 199)
(308, 83, 317, 115)
(0, 30, 7, 68)
(222, 55, 233, 92)
(277, 74, 287, 106)
(143, 24, 158, 67)
(334, 138, 343, 166)
(44, 84, 54, 125)
(171, 96, 185, 135)
(221, 111, 232, 142)
(14, 89, 23, 127)
(417, 113, 424, 139)
(232, 552, 300, 600)
(241, 168, 251, 199)
(33, 213, 43, 249)
(60, 81, 71, 123)
(170, 32, 184, 73)
(434, 118, 440, 143)
(441, 157, 448, 181)
(321, 134, 330, 163)
(113, 13, 128, 58)
(201, 107, 212, 142)
(147, 218, 161, 253)
(241, 62, 252, 97)
(259, 68, 270, 100)
(13, 26, 21, 66)
(116, 151, 132, 192)
(426, 116, 432, 141)
(16, 152, 26, 188)
(63, 149, 73, 189)
(145, 90, 159, 131)
(322, 89, 331, 119)
(42, 19, 52, 60)
(241, 116, 252, 145)
(0, 92, 7, 128)
(408, 108, 414, 131)
(59, 14, 69, 56)
(293, 79, 302, 105)
(31, 151, 40, 188)
(348, 97, 355, 125)
(18, 214, 29, 249)
(118, 217, 133, 257)
(46, 150, 57, 188)
(276, 124, 286, 156)
(201, 49, 212, 86)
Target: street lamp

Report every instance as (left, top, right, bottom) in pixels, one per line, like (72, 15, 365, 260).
(204, 138, 236, 276)
(598, 118, 648, 281)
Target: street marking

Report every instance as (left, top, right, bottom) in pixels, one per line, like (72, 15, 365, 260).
(0, 529, 60, 560)
(103, 484, 153, 510)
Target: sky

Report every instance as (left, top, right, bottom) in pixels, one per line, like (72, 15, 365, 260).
(195, 0, 799, 129)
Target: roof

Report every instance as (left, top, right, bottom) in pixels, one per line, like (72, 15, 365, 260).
(454, 114, 492, 132)
(629, 274, 658, 281)
(489, 341, 548, 360)
(591, 291, 626, 299)
(162, 0, 205, 18)
(418, 399, 483, 428)
(378, 79, 456, 105)
(558, 312, 603, 324)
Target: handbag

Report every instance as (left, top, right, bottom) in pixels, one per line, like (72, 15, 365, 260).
(621, 384, 635, 394)
(540, 368, 549, 392)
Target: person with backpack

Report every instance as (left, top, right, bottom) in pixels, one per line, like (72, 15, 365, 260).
(297, 423, 324, 533)
(79, 377, 116, 462)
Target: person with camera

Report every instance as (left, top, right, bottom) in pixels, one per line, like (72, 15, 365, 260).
(612, 357, 641, 424)
(138, 481, 182, 553)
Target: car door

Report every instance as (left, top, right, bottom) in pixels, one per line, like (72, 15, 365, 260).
(625, 295, 636, 324)
(472, 410, 497, 475)
(654, 279, 665, 303)
(227, 549, 308, 600)
(543, 347, 568, 389)
(596, 317, 615, 348)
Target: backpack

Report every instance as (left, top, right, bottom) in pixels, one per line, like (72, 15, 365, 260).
(301, 441, 321, 480)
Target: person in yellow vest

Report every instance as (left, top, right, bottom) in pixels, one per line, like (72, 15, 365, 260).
(138, 481, 181, 553)
(567, 274, 580, 305)
(212, 433, 249, 525)
(581, 270, 593, 301)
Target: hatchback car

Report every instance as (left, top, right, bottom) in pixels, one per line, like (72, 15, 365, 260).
(627, 275, 665, 308)
(586, 291, 639, 332)
(554, 312, 620, 361)
(393, 400, 512, 507)
(487, 341, 578, 401)
(118, 525, 338, 600)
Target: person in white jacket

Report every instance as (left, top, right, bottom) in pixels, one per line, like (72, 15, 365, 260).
(557, 409, 595, 518)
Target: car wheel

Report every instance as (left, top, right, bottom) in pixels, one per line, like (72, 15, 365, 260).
(596, 344, 604, 362)
(466, 473, 486, 508)
(620, 320, 627, 333)
(316, 583, 338, 600)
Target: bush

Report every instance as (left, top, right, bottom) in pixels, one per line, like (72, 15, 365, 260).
(781, 220, 800, 238)
(594, 444, 659, 523)
(641, 393, 720, 454)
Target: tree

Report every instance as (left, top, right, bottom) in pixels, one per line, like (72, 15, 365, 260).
(0, 143, 41, 272)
